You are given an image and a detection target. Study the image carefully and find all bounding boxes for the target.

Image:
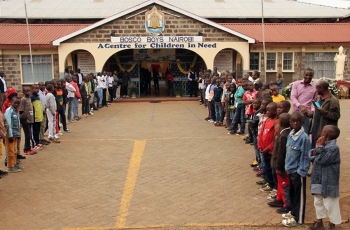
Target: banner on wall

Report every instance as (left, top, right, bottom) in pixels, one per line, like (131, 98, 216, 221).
(213, 50, 233, 72)
(77, 52, 96, 75)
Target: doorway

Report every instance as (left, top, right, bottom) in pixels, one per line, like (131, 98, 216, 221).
(103, 49, 207, 98)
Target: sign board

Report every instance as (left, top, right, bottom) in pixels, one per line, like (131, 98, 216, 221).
(213, 49, 233, 72)
(111, 36, 203, 43)
(77, 52, 95, 75)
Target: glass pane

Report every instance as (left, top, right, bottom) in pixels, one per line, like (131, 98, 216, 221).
(283, 52, 292, 60)
(267, 53, 276, 60)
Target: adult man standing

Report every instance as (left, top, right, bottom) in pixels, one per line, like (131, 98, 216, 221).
(252, 71, 262, 91)
(0, 72, 7, 108)
(310, 80, 340, 147)
(291, 68, 317, 134)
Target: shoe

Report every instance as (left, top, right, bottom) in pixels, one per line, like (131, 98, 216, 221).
(309, 221, 325, 230)
(17, 154, 26, 159)
(33, 145, 43, 151)
(228, 131, 237, 135)
(94, 108, 99, 111)
(270, 189, 277, 195)
(253, 166, 260, 171)
(59, 123, 63, 127)
(282, 211, 294, 219)
(69, 119, 75, 123)
(50, 138, 60, 143)
(256, 180, 266, 185)
(6, 167, 21, 173)
(276, 207, 290, 214)
(267, 194, 276, 200)
(328, 222, 335, 230)
(260, 185, 273, 192)
(24, 149, 36, 155)
(40, 139, 50, 145)
(250, 160, 258, 167)
(0, 170, 8, 175)
(236, 132, 244, 135)
(54, 134, 60, 139)
(209, 120, 215, 123)
(44, 130, 49, 136)
(256, 170, 263, 177)
(282, 217, 300, 227)
(204, 117, 210, 121)
(64, 129, 71, 133)
(267, 199, 283, 207)
(89, 112, 94, 115)
(14, 164, 23, 170)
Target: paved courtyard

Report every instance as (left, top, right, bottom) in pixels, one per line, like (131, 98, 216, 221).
(0, 100, 349, 230)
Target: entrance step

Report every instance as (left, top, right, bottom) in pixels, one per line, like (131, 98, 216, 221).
(114, 97, 201, 103)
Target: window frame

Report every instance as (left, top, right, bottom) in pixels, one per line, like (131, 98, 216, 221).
(266, 52, 277, 72)
(249, 52, 260, 71)
(282, 52, 294, 72)
(20, 54, 54, 84)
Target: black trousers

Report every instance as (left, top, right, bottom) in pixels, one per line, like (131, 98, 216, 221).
(102, 88, 107, 106)
(154, 80, 159, 92)
(144, 81, 151, 93)
(289, 172, 306, 224)
(32, 122, 41, 146)
(262, 153, 275, 188)
(81, 97, 89, 115)
(122, 85, 128, 96)
(210, 101, 215, 121)
(108, 87, 113, 102)
(58, 107, 67, 131)
(22, 123, 32, 150)
(189, 81, 198, 97)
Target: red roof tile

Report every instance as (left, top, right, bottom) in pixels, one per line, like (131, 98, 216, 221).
(0, 24, 89, 46)
(220, 23, 350, 43)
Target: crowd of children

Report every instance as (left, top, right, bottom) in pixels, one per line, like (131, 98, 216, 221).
(200, 69, 342, 229)
(0, 73, 113, 175)
(0, 68, 342, 229)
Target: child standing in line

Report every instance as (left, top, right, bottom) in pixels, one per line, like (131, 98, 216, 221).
(254, 97, 273, 178)
(282, 111, 311, 227)
(30, 84, 44, 150)
(247, 98, 262, 168)
(4, 97, 22, 172)
(269, 113, 292, 213)
(309, 125, 341, 230)
(38, 82, 50, 145)
(80, 76, 90, 118)
(227, 83, 237, 131)
(56, 81, 70, 133)
(213, 78, 223, 126)
(20, 87, 37, 155)
(258, 102, 278, 192)
(271, 85, 285, 103)
(243, 81, 258, 141)
(45, 84, 60, 143)
(204, 78, 213, 121)
(0, 111, 8, 176)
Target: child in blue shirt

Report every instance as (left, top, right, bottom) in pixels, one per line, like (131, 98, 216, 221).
(282, 111, 311, 227)
(4, 97, 22, 173)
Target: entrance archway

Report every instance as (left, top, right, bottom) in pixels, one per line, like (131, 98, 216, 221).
(213, 48, 243, 79)
(64, 49, 96, 76)
(102, 49, 207, 97)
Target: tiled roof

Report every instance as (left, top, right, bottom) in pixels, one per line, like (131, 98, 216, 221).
(0, 0, 349, 19)
(220, 23, 350, 43)
(0, 24, 89, 47)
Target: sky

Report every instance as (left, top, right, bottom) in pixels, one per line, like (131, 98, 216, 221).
(298, 0, 350, 9)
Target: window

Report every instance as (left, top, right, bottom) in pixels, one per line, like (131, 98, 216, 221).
(249, 52, 259, 70)
(266, 53, 276, 71)
(283, 52, 293, 70)
(305, 53, 336, 78)
(21, 55, 53, 83)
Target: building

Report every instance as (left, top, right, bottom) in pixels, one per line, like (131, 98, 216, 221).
(1, 0, 350, 95)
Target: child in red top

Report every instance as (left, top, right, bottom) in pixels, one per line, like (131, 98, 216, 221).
(258, 102, 278, 192)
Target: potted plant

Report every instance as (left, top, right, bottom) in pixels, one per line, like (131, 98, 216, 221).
(130, 87, 138, 98)
(174, 87, 183, 97)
